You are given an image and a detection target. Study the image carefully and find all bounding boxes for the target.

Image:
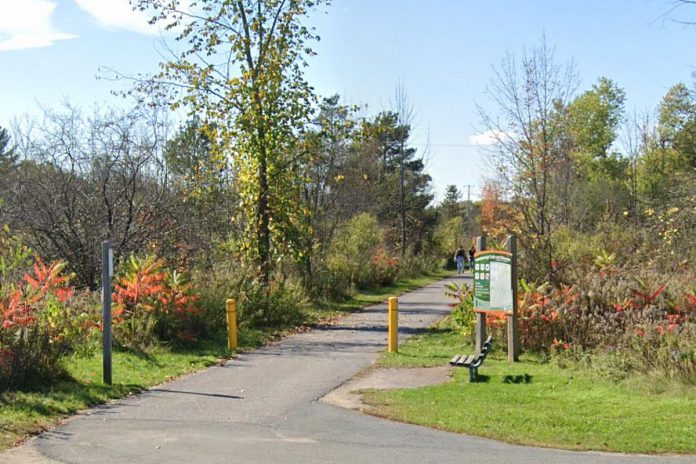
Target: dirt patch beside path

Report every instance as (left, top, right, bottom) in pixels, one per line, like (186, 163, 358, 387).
(320, 366, 453, 412)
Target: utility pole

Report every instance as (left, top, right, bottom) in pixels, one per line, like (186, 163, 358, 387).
(462, 184, 475, 237)
(400, 134, 406, 258)
(462, 184, 475, 203)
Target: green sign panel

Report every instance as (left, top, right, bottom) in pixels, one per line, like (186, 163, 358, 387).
(474, 251, 513, 313)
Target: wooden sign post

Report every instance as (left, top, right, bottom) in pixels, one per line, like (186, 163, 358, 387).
(506, 235, 519, 361)
(473, 235, 519, 362)
(474, 236, 486, 356)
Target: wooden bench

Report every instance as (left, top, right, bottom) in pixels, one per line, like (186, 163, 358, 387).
(449, 336, 493, 382)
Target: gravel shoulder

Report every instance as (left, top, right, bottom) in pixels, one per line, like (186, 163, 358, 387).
(320, 366, 453, 411)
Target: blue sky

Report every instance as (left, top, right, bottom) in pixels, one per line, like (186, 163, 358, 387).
(1, 0, 695, 201)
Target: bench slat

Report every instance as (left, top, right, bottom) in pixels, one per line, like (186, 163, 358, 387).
(457, 355, 475, 366)
(450, 354, 462, 365)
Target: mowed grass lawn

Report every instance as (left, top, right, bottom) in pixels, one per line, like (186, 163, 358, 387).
(365, 328, 696, 454)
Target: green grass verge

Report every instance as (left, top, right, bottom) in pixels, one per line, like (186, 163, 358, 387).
(364, 328, 696, 454)
(0, 270, 452, 451)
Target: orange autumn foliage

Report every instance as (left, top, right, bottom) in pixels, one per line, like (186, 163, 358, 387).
(478, 181, 522, 244)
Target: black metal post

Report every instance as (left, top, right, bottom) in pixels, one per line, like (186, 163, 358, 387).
(102, 241, 112, 385)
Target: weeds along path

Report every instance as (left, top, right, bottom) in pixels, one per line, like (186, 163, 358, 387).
(1, 275, 691, 464)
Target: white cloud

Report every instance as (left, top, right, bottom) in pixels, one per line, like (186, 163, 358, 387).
(74, 0, 158, 35)
(0, 0, 77, 52)
(469, 130, 504, 146)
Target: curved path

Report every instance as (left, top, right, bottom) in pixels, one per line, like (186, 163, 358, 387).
(1, 275, 692, 464)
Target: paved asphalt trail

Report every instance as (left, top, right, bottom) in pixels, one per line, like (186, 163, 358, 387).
(2, 275, 693, 463)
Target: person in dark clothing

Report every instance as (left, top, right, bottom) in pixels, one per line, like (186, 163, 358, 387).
(454, 246, 466, 274)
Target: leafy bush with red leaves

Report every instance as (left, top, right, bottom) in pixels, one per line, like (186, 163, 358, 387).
(515, 259, 696, 382)
(0, 257, 97, 389)
(112, 255, 201, 348)
(369, 246, 399, 287)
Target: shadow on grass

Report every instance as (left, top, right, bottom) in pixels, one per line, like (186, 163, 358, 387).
(416, 326, 453, 336)
(502, 374, 533, 384)
(471, 374, 491, 383)
(112, 343, 159, 364)
(166, 335, 229, 357)
(1, 380, 141, 419)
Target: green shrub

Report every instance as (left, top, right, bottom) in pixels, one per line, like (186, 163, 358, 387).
(620, 322, 696, 383)
(0, 226, 32, 287)
(241, 277, 308, 327)
(443, 281, 475, 341)
(306, 261, 352, 300)
(397, 252, 442, 279)
(0, 326, 65, 389)
(587, 350, 636, 382)
(327, 213, 382, 289)
(193, 258, 308, 333)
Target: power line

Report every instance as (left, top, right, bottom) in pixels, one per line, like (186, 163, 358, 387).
(411, 143, 482, 148)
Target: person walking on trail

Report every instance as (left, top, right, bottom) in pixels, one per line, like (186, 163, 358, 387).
(454, 246, 466, 274)
(468, 246, 476, 272)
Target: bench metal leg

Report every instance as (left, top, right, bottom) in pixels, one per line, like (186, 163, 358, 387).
(468, 367, 477, 382)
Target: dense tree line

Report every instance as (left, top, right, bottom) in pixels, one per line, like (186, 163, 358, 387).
(0, 94, 439, 294)
(0, 1, 451, 316)
(466, 36, 696, 384)
(477, 38, 696, 282)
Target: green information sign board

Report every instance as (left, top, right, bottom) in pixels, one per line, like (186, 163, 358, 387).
(473, 251, 513, 313)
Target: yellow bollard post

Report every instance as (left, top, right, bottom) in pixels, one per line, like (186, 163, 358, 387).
(226, 299, 238, 350)
(388, 297, 398, 353)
